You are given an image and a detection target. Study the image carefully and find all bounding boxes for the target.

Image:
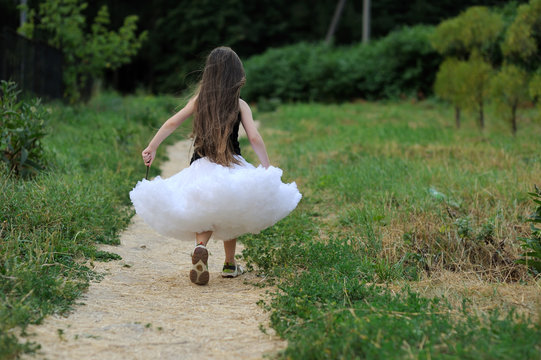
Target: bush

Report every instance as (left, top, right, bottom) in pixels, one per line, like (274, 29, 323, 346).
(0, 80, 49, 178)
(242, 25, 440, 103)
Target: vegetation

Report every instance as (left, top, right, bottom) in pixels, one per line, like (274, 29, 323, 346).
(432, 0, 541, 133)
(243, 26, 440, 103)
(19, 0, 147, 102)
(0, 81, 49, 177)
(241, 101, 541, 358)
(434, 58, 467, 128)
(502, 0, 541, 70)
(490, 64, 530, 135)
(0, 92, 182, 359)
(430, 6, 503, 61)
(518, 186, 541, 274)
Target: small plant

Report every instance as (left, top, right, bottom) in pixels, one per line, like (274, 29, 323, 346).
(0, 80, 49, 177)
(517, 186, 541, 274)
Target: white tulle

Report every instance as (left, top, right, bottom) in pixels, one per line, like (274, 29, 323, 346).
(129, 156, 302, 241)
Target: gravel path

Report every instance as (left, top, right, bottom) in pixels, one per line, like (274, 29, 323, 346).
(25, 134, 285, 359)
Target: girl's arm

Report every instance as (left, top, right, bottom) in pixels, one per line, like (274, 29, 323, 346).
(142, 97, 196, 166)
(239, 99, 270, 169)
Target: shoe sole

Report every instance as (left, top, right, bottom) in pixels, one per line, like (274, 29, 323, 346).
(190, 246, 209, 285)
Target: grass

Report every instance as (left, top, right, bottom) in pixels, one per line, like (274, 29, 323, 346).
(1, 93, 539, 359)
(0, 92, 186, 359)
(241, 100, 541, 359)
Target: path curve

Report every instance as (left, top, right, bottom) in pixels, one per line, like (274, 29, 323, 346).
(25, 132, 285, 359)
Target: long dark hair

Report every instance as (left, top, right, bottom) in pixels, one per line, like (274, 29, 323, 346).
(193, 47, 246, 166)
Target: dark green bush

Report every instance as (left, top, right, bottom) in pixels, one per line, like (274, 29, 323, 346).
(242, 25, 440, 102)
(0, 80, 49, 178)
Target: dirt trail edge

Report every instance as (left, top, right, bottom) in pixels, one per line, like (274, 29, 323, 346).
(25, 133, 286, 359)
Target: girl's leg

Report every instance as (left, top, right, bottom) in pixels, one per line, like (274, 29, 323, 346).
(223, 238, 237, 264)
(196, 231, 212, 246)
(191, 231, 212, 285)
(222, 238, 244, 278)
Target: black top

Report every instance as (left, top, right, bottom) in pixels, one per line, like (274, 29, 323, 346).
(190, 113, 242, 164)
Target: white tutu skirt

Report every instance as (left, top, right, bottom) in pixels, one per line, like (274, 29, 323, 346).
(129, 156, 302, 241)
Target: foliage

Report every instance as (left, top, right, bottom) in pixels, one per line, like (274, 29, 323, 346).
(242, 25, 440, 102)
(517, 186, 541, 274)
(19, 0, 147, 103)
(431, 1, 538, 133)
(0, 92, 181, 358)
(0, 81, 49, 178)
(502, 0, 541, 70)
(490, 64, 530, 134)
(431, 6, 504, 61)
(240, 102, 541, 359)
(434, 58, 468, 127)
(102, 0, 500, 94)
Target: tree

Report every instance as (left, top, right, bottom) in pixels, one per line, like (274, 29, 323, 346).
(434, 58, 468, 128)
(431, 6, 503, 61)
(19, 0, 147, 103)
(501, 0, 541, 71)
(462, 52, 493, 129)
(490, 65, 530, 135)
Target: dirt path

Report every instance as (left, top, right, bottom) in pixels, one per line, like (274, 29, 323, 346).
(25, 134, 286, 359)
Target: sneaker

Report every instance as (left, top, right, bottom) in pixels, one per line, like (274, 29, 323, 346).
(190, 244, 209, 285)
(221, 262, 244, 278)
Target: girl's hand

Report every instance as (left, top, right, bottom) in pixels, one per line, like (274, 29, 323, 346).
(142, 147, 156, 166)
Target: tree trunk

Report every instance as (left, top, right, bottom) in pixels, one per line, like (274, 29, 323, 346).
(363, 0, 371, 44)
(454, 106, 461, 129)
(478, 102, 484, 129)
(511, 103, 517, 136)
(325, 0, 347, 44)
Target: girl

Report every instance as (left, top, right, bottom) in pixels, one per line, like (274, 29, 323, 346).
(129, 47, 301, 286)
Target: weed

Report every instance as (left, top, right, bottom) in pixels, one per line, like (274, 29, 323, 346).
(0, 81, 49, 177)
(517, 185, 541, 274)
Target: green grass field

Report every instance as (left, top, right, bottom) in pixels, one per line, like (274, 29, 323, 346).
(1, 94, 539, 358)
(241, 100, 541, 358)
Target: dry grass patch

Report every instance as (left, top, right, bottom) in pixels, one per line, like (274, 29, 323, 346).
(398, 270, 541, 322)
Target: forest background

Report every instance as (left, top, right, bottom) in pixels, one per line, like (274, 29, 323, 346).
(0, 0, 524, 94)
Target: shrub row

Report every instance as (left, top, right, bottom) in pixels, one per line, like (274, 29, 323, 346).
(242, 25, 440, 103)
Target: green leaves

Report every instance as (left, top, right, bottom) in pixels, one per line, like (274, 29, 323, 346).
(20, 0, 147, 103)
(502, 0, 541, 67)
(431, 6, 504, 60)
(0, 81, 49, 178)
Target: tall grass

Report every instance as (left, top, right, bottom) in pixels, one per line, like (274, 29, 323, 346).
(241, 100, 541, 358)
(0, 93, 185, 359)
